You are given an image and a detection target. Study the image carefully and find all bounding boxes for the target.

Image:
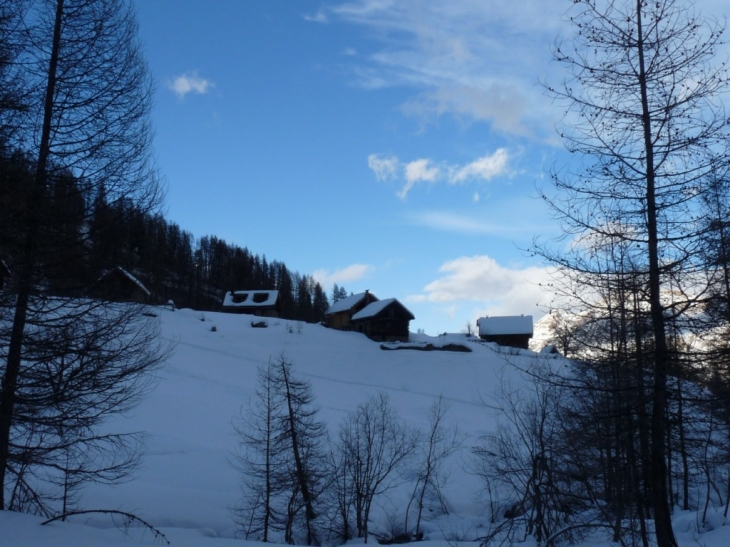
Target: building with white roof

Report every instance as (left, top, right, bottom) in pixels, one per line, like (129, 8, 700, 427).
(477, 315, 534, 349)
(325, 290, 415, 341)
(222, 290, 281, 317)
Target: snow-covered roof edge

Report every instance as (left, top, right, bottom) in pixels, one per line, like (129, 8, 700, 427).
(477, 315, 533, 336)
(325, 291, 377, 315)
(98, 266, 151, 296)
(351, 298, 415, 321)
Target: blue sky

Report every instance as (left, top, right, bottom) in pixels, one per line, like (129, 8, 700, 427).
(131, 0, 729, 335)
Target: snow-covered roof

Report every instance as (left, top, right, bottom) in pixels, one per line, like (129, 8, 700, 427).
(477, 315, 533, 336)
(351, 298, 415, 321)
(99, 266, 151, 296)
(223, 290, 279, 308)
(325, 291, 376, 315)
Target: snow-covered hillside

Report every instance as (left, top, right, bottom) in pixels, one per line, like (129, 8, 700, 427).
(86, 307, 534, 534)
(4, 307, 730, 547)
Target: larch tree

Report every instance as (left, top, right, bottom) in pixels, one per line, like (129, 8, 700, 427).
(233, 361, 289, 541)
(272, 355, 329, 545)
(235, 356, 330, 545)
(0, 0, 166, 513)
(0, 1, 26, 143)
(537, 1, 730, 546)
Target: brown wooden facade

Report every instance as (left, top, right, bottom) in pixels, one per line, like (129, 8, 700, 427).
(325, 291, 379, 330)
(350, 299, 414, 342)
(479, 333, 531, 350)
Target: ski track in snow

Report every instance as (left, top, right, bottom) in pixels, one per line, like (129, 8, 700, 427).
(301, 370, 484, 408)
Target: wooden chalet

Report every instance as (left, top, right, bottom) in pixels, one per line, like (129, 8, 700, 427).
(324, 290, 379, 330)
(93, 266, 151, 304)
(350, 298, 414, 342)
(222, 290, 281, 317)
(477, 315, 533, 349)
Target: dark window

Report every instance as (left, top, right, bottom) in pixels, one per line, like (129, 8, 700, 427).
(253, 292, 269, 303)
(233, 293, 249, 303)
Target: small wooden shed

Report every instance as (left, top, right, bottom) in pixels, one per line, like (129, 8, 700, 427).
(93, 266, 151, 304)
(350, 298, 415, 342)
(324, 290, 379, 330)
(477, 315, 533, 349)
(222, 290, 281, 317)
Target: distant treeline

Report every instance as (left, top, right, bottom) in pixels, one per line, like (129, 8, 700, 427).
(0, 146, 336, 322)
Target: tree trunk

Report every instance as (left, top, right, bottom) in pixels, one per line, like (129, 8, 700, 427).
(0, 0, 64, 510)
(635, 2, 677, 545)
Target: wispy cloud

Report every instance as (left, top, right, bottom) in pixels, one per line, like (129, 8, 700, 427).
(408, 254, 554, 317)
(400, 159, 440, 198)
(313, 264, 374, 287)
(368, 154, 399, 181)
(368, 149, 510, 198)
(328, 0, 568, 138)
(401, 85, 531, 137)
(168, 71, 215, 98)
(405, 211, 509, 235)
(303, 11, 329, 23)
(325, 1, 730, 139)
(450, 148, 509, 184)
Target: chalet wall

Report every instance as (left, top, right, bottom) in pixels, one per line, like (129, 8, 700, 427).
(480, 334, 531, 350)
(325, 292, 378, 330)
(353, 318, 410, 342)
(224, 306, 278, 317)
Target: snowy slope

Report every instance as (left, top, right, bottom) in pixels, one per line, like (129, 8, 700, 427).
(79, 307, 532, 535)
(4, 306, 730, 547)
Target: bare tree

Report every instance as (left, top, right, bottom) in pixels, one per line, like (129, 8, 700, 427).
(536, 2, 730, 545)
(271, 355, 329, 546)
(0, 1, 26, 143)
(1, 299, 168, 515)
(405, 397, 461, 538)
(472, 366, 584, 547)
(328, 439, 355, 544)
(0, 0, 165, 511)
(338, 392, 418, 543)
(233, 356, 330, 545)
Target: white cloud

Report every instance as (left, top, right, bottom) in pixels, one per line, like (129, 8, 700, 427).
(412, 254, 554, 317)
(450, 148, 509, 184)
(368, 149, 510, 198)
(313, 264, 374, 287)
(399, 159, 440, 198)
(368, 154, 399, 181)
(407, 211, 505, 235)
(342, 47, 358, 56)
(402, 85, 530, 136)
(168, 72, 214, 98)
(303, 11, 329, 23)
